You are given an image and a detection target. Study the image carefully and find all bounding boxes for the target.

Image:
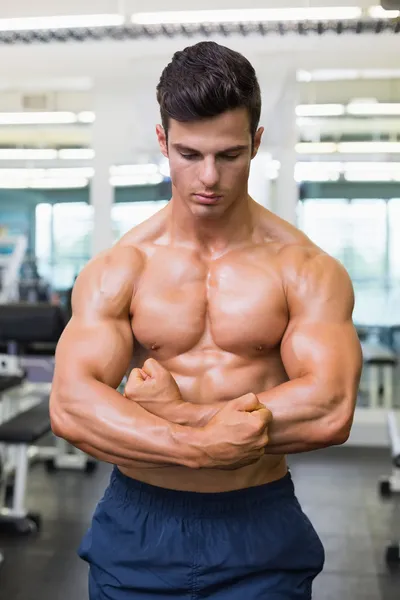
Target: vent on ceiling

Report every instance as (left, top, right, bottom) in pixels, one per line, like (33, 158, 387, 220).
(22, 93, 50, 110)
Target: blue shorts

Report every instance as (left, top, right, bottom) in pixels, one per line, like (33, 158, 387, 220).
(78, 467, 324, 599)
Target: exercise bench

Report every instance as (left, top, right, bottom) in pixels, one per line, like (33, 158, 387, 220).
(0, 400, 50, 535)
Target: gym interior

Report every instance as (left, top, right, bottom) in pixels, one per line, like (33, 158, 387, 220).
(0, 1, 400, 599)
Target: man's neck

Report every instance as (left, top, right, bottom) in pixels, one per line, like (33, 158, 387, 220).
(167, 193, 255, 256)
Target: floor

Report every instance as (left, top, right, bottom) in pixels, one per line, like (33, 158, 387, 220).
(0, 446, 400, 599)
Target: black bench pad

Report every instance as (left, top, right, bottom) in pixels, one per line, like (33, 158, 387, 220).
(0, 401, 50, 444)
(0, 375, 24, 393)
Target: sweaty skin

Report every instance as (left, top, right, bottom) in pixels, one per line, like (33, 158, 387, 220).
(50, 109, 362, 493)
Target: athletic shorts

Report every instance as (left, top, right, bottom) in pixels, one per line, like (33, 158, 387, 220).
(78, 466, 325, 599)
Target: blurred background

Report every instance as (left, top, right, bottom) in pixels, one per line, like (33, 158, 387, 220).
(0, 2, 398, 333)
(0, 2, 400, 599)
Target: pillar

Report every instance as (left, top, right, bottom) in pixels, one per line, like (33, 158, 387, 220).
(248, 151, 272, 209)
(256, 62, 299, 225)
(90, 79, 145, 256)
(90, 88, 115, 256)
(271, 70, 298, 225)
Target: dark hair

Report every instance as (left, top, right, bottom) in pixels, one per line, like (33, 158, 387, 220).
(157, 41, 261, 142)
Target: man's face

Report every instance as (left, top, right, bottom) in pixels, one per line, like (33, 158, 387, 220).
(157, 108, 263, 218)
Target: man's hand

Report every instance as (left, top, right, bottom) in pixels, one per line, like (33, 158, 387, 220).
(124, 359, 184, 421)
(197, 394, 272, 469)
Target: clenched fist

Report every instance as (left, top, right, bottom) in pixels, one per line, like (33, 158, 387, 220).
(198, 393, 272, 469)
(124, 358, 184, 421)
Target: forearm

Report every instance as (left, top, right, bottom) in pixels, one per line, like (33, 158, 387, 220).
(50, 378, 206, 469)
(171, 401, 221, 427)
(258, 376, 350, 454)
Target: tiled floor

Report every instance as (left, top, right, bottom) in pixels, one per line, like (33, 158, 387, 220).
(0, 446, 400, 599)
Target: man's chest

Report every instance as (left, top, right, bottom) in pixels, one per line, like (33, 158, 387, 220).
(131, 247, 289, 356)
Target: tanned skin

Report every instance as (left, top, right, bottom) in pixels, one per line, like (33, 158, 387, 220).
(50, 108, 362, 493)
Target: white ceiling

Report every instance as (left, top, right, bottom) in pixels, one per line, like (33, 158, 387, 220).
(0, 2, 397, 163)
(0, 1, 376, 18)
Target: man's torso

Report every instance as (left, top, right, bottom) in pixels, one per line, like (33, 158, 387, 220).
(117, 202, 316, 491)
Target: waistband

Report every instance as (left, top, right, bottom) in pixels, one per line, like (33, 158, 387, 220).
(108, 466, 295, 518)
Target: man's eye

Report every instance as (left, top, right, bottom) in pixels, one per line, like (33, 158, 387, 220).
(221, 154, 240, 161)
(181, 154, 198, 160)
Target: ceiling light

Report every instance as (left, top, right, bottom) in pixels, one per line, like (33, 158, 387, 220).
(297, 68, 400, 82)
(338, 142, 400, 153)
(58, 149, 95, 160)
(45, 167, 95, 178)
(0, 149, 58, 160)
(77, 111, 96, 123)
(296, 143, 337, 154)
(132, 7, 362, 25)
(295, 162, 342, 182)
(110, 173, 164, 187)
(29, 178, 89, 189)
(110, 164, 159, 176)
(0, 112, 78, 125)
(344, 172, 394, 181)
(0, 14, 125, 32)
(296, 104, 345, 117)
(368, 6, 400, 19)
(347, 103, 400, 116)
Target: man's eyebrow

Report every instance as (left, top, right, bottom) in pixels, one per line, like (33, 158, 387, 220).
(172, 143, 249, 154)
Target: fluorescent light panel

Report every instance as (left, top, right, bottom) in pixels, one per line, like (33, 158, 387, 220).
(297, 68, 400, 82)
(0, 111, 95, 125)
(339, 142, 400, 153)
(296, 104, 345, 117)
(132, 7, 362, 25)
(58, 149, 95, 160)
(296, 143, 337, 154)
(110, 174, 164, 187)
(296, 160, 400, 181)
(0, 15, 124, 32)
(0, 148, 94, 160)
(347, 103, 400, 116)
(110, 164, 159, 176)
(296, 103, 400, 117)
(368, 6, 400, 19)
(297, 142, 400, 154)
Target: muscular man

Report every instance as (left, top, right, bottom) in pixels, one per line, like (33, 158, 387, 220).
(50, 41, 362, 599)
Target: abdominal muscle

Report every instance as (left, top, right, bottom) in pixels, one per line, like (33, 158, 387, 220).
(118, 350, 289, 493)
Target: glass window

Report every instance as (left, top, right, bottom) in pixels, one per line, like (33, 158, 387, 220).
(112, 201, 169, 242)
(35, 202, 93, 290)
(346, 199, 387, 283)
(388, 199, 400, 281)
(299, 199, 349, 263)
(300, 198, 387, 285)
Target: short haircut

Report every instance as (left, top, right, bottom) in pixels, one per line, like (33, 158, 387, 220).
(157, 41, 261, 142)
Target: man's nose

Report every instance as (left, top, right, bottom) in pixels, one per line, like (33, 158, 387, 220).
(199, 157, 219, 188)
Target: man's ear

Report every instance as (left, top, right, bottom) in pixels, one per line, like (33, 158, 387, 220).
(251, 126, 264, 159)
(156, 124, 168, 158)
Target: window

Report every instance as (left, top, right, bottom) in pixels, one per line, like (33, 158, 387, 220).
(112, 201, 169, 242)
(388, 199, 400, 282)
(300, 198, 388, 285)
(298, 199, 349, 264)
(36, 202, 93, 290)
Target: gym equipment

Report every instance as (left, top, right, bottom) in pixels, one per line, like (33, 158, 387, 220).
(361, 341, 397, 409)
(378, 410, 400, 567)
(0, 373, 26, 562)
(0, 401, 50, 535)
(0, 235, 28, 304)
(0, 303, 97, 473)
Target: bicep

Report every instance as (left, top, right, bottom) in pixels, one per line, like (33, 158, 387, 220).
(281, 254, 362, 389)
(54, 316, 134, 390)
(281, 320, 362, 393)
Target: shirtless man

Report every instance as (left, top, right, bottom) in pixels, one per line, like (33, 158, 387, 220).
(50, 41, 362, 599)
